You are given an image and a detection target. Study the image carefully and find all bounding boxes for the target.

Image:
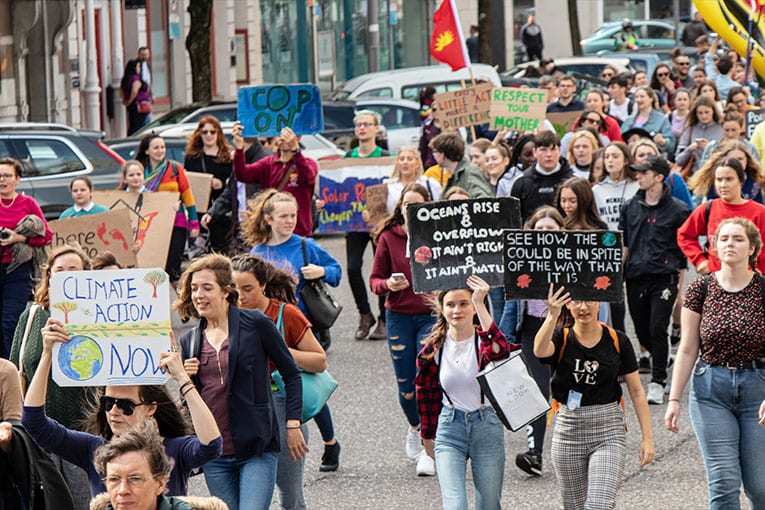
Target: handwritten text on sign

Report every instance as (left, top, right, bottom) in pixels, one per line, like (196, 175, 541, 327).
(237, 84, 323, 137)
(49, 268, 172, 387)
(503, 230, 623, 302)
(316, 157, 395, 233)
(433, 82, 494, 130)
(407, 198, 521, 293)
(489, 88, 548, 132)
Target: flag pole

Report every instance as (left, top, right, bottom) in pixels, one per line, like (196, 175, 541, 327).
(450, 0, 478, 139)
(745, 0, 755, 81)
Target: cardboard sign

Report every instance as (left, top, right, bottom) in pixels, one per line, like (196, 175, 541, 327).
(407, 197, 522, 293)
(548, 111, 583, 139)
(49, 268, 172, 386)
(433, 82, 494, 130)
(315, 157, 395, 233)
(186, 172, 213, 212)
(489, 88, 548, 132)
(48, 209, 138, 267)
(503, 229, 623, 302)
(92, 191, 177, 269)
(237, 84, 323, 137)
(364, 184, 389, 226)
(746, 109, 763, 139)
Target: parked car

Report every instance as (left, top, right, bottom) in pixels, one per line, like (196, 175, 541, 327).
(330, 63, 502, 101)
(0, 123, 124, 220)
(133, 102, 238, 137)
(595, 52, 662, 80)
(581, 20, 680, 54)
(322, 98, 421, 153)
(501, 56, 633, 86)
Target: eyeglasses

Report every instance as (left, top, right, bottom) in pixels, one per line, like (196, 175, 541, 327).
(572, 300, 598, 307)
(656, 72, 670, 78)
(200, 130, 217, 135)
(102, 475, 156, 489)
(355, 122, 376, 128)
(0, 173, 15, 180)
(100, 396, 150, 416)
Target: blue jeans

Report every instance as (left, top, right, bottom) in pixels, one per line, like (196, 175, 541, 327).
(0, 261, 33, 359)
(499, 300, 520, 343)
(203, 451, 278, 510)
(385, 309, 436, 426)
(689, 360, 765, 510)
(435, 406, 505, 510)
(488, 287, 504, 326)
(272, 390, 308, 510)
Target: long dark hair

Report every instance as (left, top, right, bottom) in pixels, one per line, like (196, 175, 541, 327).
(372, 182, 430, 243)
(82, 385, 192, 440)
(136, 133, 162, 168)
(555, 177, 605, 230)
(231, 254, 298, 305)
(120, 59, 141, 97)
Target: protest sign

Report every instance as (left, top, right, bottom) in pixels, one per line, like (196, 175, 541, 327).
(315, 157, 395, 233)
(49, 209, 138, 267)
(407, 197, 522, 292)
(433, 82, 493, 130)
(92, 191, 177, 269)
(186, 172, 213, 212)
(503, 229, 623, 302)
(746, 109, 763, 139)
(489, 87, 548, 132)
(49, 268, 172, 386)
(364, 184, 389, 226)
(238, 84, 323, 137)
(547, 111, 583, 140)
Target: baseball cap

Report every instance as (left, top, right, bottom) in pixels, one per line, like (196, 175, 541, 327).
(630, 155, 670, 177)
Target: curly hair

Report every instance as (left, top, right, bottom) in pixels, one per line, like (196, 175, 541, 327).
(372, 182, 430, 243)
(185, 116, 233, 164)
(240, 190, 298, 247)
(688, 139, 763, 196)
(94, 419, 175, 480)
(34, 245, 92, 307)
(173, 253, 239, 321)
(231, 254, 298, 305)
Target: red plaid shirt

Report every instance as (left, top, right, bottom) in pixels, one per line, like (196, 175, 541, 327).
(415, 322, 519, 440)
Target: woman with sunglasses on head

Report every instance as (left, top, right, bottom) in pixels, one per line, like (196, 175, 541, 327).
(650, 63, 682, 114)
(535, 285, 654, 510)
(21, 322, 221, 498)
(560, 110, 609, 155)
(584, 88, 624, 143)
(185, 116, 234, 255)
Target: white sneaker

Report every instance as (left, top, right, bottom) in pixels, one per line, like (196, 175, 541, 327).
(406, 427, 422, 459)
(647, 382, 665, 405)
(415, 451, 436, 476)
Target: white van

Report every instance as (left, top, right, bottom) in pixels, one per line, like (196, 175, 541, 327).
(330, 64, 501, 102)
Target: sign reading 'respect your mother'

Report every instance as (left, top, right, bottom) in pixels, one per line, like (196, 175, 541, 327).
(503, 230, 624, 302)
(237, 84, 323, 137)
(407, 197, 521, 293)
(49, 268, 172, 387)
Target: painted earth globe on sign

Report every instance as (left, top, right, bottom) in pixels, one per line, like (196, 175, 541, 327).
(58, 335, 103, 381)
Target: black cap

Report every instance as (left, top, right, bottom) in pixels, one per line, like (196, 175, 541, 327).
(621, 127, 654, 142)
(630, 155, 670, 177)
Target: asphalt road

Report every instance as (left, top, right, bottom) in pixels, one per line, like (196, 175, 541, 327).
(174, 233, 751, 510)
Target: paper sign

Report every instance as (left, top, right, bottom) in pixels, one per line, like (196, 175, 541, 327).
(315, 157, 395, 233)
(186, 172, 213, 212)
(489, 88, 548, 132)
(547, 111, 583, 139)
(364, 184, 389, 226)
(237, 84, 324, 137)
(49, 268, 172, 386)
(406, 197, 522, 293)
(503, 229, 623, 302)
(92, 191, 177, 269)
(746, 109, 764, 139)
(48, 209, 138, 267)
(432, 82, 494, 130)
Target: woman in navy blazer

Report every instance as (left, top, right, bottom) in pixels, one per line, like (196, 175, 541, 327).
(176, 253, 307, 510)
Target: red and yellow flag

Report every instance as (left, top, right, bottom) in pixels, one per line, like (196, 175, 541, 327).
(429, 0, 469, 71)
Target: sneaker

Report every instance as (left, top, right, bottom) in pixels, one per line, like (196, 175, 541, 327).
(415, 451, 436, 476)
(319, 441, 341, 472)
(638, 356, 651, 374)
(369, 320, 387, 340)
(355, 313, 376, 340)
(406, 427, 422, 459)
(515, 450, 542, 476)
(670, 323, 681, 346)
(647, 382, 665, 405)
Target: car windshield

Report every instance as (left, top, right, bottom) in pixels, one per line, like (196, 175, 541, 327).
(138, 106, 201, 133)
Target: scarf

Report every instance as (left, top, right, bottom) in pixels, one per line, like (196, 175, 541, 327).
(144, 159, 171, 192)
(7, 215, 48, 277)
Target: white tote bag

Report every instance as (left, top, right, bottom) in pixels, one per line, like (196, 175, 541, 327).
(476, 350, 551, 432)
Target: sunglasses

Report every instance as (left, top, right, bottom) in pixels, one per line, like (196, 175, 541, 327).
(657, 72, 670, 78)
(100, 396, 150, 416)
(676, 61, 690, 65)
(200, 129, 217, 135)
(584, 117, 601, 124)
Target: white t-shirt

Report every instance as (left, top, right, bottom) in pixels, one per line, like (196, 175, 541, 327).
(439, 332, 482, 412)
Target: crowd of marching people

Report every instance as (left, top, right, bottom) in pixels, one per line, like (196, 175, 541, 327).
(2, 41, 765, 510)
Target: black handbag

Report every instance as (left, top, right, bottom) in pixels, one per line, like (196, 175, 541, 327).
(299, 238, 342, 330)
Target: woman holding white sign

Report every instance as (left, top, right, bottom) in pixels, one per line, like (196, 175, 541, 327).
(534, 284, 654, 510)
(415, 275, 518, 510)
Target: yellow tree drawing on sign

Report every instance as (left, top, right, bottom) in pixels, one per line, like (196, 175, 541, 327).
(52, 301, 78, 324)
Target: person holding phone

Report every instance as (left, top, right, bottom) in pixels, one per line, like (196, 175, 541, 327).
(674, 95, 723, 177)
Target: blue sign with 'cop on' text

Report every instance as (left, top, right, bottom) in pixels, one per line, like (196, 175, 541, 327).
(237, 84, 324, 137)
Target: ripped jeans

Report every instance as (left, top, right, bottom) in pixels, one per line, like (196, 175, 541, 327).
(385, 309, 437, 426)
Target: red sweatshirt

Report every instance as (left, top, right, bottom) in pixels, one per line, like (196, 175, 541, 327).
(677, 198, 765, 272)
(370, 224, 432, 315)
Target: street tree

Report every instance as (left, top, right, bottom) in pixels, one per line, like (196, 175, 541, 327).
(186, 0, 213, 102)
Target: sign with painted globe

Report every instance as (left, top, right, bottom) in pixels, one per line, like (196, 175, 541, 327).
(49, 268, 172, 387)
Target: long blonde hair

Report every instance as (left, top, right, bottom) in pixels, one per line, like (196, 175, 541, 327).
(240, 190, 298, 246)
(388, 146, 425, 183)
